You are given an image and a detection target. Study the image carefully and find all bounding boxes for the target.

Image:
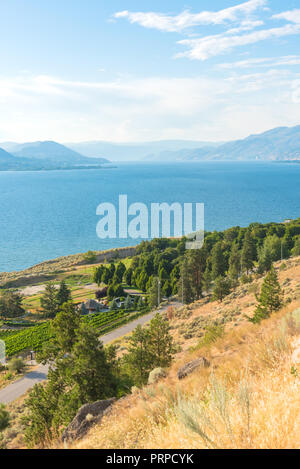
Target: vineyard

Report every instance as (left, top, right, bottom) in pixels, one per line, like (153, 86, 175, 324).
(1, 307, 149, 357)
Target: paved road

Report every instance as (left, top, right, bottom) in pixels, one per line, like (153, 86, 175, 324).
(0, 302, 179, 405)
(0, 364, 49, 405)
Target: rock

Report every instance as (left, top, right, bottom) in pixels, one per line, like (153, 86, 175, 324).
(148, 367, 167, 385)
(177, 357, 210, 380)
(62, 398, 116, 442)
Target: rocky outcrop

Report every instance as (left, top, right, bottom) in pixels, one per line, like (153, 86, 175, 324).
(177, 357, 210, 380)
(62, 398, 116, 442)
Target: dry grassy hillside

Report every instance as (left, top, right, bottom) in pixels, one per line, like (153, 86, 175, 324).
(67, 257, 300, 450)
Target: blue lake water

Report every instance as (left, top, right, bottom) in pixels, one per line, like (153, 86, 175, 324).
(1, 161, 300, 272)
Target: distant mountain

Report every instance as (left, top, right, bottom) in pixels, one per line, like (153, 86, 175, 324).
(0, 148, 49, 170)
(160, 125, 300, 161)
(67, 140, 222, 161)
(0, 141, 112, 171)
(10, 141, 109, 165)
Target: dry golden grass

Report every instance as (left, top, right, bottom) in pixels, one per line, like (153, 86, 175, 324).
(69, 296, 300, 450)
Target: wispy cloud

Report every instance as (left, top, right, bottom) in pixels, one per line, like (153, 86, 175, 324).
(114, 0, 266, 33)
(1, 70, 300, 142)
(178, 23, 300, 60)
(218, 56, 300, 69)
(272, 9, 300, 24)
(114, 2, 300, 61)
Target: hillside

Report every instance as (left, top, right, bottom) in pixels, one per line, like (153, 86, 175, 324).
(69, 256, 300, 450)
(160, 125, 300, 162)
(11, 141, 109, 165)
(0, 147, 49, 171)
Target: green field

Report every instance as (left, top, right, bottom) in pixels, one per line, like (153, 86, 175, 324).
(1, 307, 149, 357)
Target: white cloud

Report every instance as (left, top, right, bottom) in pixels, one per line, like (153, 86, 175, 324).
(114, 0, 266, 33)
(177, 23, 300, 60)
(0, 70, 300, 143)
(273, 9, 300, 24)
(218, 56, 300, 69)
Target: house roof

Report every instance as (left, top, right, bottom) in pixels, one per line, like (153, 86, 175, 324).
(84, 299, 99, 309)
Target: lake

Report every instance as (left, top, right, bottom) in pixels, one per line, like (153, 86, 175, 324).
(1, 161, 300, 272)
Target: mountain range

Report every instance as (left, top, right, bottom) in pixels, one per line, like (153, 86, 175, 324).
(68, 125, 300, 162)
(0, 141, 110, 171)
(1, 125, 300, 169)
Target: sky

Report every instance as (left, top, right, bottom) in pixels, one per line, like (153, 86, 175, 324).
(0, 0, 300, 143)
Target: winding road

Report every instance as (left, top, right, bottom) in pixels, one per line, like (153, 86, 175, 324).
(0, 302, 179, 405)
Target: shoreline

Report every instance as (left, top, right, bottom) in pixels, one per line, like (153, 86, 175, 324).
(0, 245, 137, 289)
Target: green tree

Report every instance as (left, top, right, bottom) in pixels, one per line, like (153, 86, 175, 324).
(250, 266, 283, 323)
(292, 236, 300, 256)
(162, 280, 172, 298)
(0, 404, 10, 432)
(202, 266, 212, 293)
(148, 277, 160, 309)
(24, 319, 115, 447)
(148, 314, 176, 368)
(178, 257, 194, 304)
(186, 249, 207, 300)
(113, 262, 126, 283)
(228, 242, 241, 282)
(211, 242, 226, 280)
(56, 280, 72, 306)
(123, 325, 152, 386)
(0, 291, 25, 319)
(40, 282, 59, 318)
(212, 276, 231, 302)
(241, 230, 256, 274)
(93, 266, 105, 286)
(101, 268, 111, 285)
(125, 267, 133, 286)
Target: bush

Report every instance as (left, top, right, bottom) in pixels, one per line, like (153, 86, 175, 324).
(148, 367, 167, 385)
(0, 404, 10, 432)
(8, 358, 25, 374)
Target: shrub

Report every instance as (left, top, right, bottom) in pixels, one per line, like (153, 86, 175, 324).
(148, 367, 167, 385)
(0, 404, 10, 432)
(8, 358, 25, 374)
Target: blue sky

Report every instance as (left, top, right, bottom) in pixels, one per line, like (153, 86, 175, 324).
(0, 0, 300, 142)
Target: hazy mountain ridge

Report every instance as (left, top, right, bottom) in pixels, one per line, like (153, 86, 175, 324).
(67, 140, 221, 161)
(168, 125, 300, 161)
(11, 141, 109, 164)
(2, 125, 300, 165)
(0, 141, 110, 170)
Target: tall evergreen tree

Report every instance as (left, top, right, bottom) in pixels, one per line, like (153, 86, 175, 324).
(241, 230, 256, 274)
(56, 281, 72, 306)
(186, 248, 207, 300)
(148, 314, 176, 368)
(123, 325, 152, 386)
(0, 291, 25, 319)
(148, 277, 160, 308)
(178, 257, 194, 304)
(40, 282, 59, 318)
(228, 242, 241, 282)
(250, 266, 283, 323)
(212, 276, 231, 302)
(211, 242, 226, 280)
